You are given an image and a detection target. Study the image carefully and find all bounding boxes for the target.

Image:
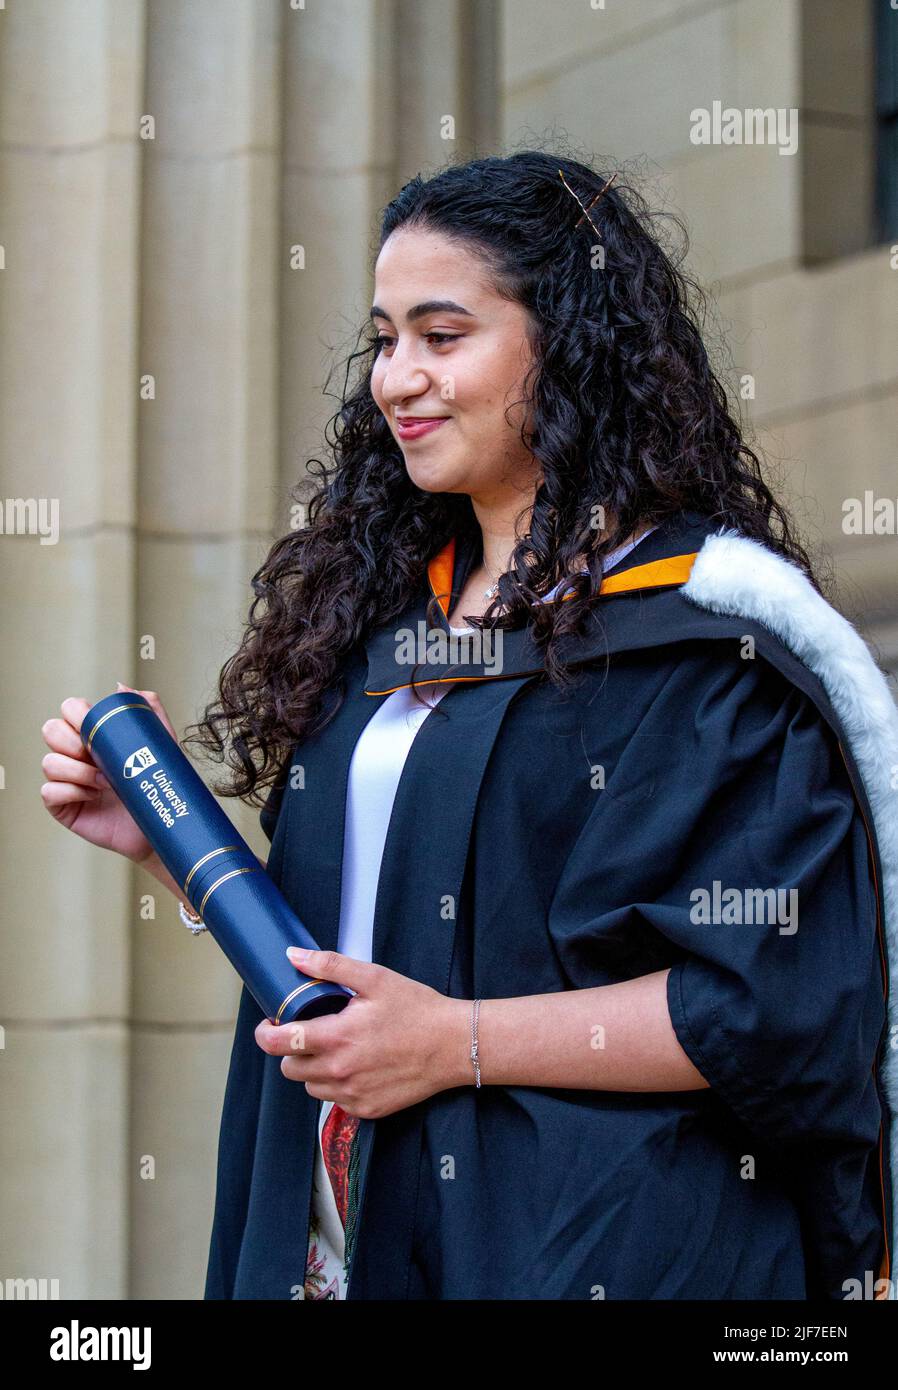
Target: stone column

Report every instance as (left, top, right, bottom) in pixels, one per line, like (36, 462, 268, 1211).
(0, 0, 146, 1300)
(130, 0, 282, 1299)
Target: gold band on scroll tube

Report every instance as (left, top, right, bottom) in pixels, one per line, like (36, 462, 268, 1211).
(84, 702, 148, 751)
(197, 865, 260, 917)
(184, 845, 241, 893)
(275, 979, 327, 1024)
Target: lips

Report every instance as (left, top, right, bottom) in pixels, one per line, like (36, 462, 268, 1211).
(395, 416, 449, 439)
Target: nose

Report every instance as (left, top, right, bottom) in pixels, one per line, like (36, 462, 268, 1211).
(378, 340, 432, 407)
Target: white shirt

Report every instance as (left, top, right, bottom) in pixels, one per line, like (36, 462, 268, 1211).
(302, 526, 657, 1298)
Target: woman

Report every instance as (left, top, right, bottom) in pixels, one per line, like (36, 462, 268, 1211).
(42, 152, 895, 1301)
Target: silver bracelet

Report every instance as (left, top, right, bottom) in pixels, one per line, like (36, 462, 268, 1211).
(178, 899, 207, 935)
(470, 998, 482, 1088)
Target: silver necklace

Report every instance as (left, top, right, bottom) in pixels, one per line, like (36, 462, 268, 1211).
(481, 562, 504, 601)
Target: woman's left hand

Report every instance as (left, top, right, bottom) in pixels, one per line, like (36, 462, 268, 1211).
(253, 947, 470, 1119)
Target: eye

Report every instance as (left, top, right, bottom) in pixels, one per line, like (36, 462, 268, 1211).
(371, 332, 461, 354)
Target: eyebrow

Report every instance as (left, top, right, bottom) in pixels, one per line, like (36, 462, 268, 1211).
(369, 299, 475, 324)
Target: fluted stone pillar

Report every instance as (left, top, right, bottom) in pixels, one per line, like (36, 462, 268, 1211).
(0, 0, 146, 1300)
(130, 0, 283, 1299)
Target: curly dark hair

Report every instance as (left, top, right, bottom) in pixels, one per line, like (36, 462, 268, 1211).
(181, 147, 828, 805)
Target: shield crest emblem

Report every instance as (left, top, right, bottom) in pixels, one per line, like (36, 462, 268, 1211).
(123, 745, 157, 779)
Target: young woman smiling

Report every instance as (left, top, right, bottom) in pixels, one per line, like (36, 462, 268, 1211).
(42, 151, 895, 1302)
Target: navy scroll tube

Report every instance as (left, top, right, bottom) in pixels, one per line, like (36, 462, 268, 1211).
(79, 691, 351, 1022)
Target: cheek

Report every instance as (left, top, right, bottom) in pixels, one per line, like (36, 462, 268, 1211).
(457, 349, 519, 417)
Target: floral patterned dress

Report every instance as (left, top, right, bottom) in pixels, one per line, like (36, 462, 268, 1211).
(303, 1100, 360, 1299)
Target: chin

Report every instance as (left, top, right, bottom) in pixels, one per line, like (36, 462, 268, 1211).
(403, 460, 468, 495)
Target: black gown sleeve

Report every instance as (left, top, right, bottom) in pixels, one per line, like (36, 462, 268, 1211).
(548, 642, 889, 1297)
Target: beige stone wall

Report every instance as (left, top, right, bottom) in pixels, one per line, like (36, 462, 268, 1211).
(1, 0, 894, 1299)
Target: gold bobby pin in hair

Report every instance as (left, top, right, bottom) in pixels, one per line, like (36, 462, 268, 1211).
(557, 168, 619, 240)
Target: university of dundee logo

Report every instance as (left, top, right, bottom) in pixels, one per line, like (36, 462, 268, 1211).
(123, 745, 157, 779)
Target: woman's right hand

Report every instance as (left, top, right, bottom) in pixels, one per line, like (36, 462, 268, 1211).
(40, 682, 179, 866)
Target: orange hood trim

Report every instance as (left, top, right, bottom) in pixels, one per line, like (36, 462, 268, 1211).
(427, 535, 699, 618)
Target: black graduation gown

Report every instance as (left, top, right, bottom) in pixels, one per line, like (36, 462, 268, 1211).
(203, 510, 893, 1301)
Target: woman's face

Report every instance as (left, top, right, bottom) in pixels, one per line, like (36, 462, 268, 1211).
(370, 227, 541, 508)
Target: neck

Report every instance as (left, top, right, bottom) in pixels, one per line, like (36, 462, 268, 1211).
(470, 500, 653, 582)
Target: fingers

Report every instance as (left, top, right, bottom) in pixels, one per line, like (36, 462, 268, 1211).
(42, 702, 101, 794)
(42, 700, 92, 753)
(254, 1015, 343, 1090)
(41, 748, 107, 791)
(40, 700, 105, 814)
(254, 1014, 341, 1057)
(285, 947, 378, 995)
(40, 777, 102, 810)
